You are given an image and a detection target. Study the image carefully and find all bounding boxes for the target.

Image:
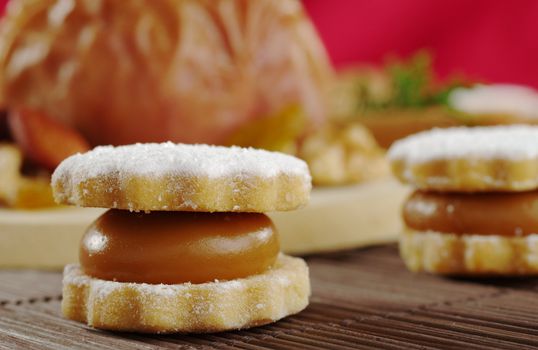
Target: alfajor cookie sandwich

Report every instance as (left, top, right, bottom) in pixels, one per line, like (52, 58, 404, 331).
(389, 126, 538, 275)
(52, 143, 311, 333)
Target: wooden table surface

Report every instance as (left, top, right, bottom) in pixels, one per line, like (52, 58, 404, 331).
(1, 244, 537, 349)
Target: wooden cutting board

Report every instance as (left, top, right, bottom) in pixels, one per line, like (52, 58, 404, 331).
(1, 244, 537, 349)
(0, 179, 410, 268)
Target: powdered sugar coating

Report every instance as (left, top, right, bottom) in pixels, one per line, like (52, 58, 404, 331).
(51, 143, 311, 212)
(388, 125, 538, 164)
(53, 142, 310, 182)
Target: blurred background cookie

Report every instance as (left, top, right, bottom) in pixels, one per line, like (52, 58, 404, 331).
(390, 126, 538, 275)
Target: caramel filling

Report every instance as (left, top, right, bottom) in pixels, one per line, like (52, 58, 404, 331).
(403, 190, 538, 236)
(80, 210, 279, 284)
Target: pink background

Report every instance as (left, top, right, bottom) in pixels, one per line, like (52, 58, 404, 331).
(303, 0, 538, 88)
(1, 0, 538, 88)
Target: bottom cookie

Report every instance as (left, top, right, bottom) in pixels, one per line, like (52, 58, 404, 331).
(62, 254, 310, 333)
(400, 228, 538, 275)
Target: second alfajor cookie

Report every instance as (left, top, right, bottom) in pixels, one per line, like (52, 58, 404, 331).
(388, 126, 538, 275)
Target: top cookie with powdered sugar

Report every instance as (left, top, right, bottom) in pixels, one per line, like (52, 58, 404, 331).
(388, 125, 538, 192)
(52, 143, 311, 212)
